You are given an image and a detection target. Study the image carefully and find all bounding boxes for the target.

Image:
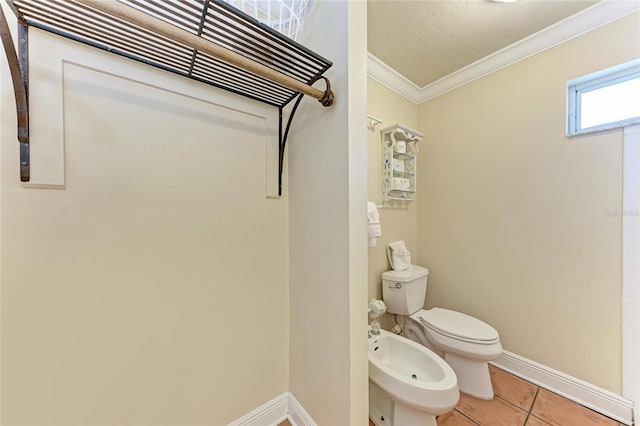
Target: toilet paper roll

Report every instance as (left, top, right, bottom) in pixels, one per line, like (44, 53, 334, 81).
(368, 299, 387, 319)
(393, 177, 403, 190)
(400, 178, 410, 190)
(392, 159, 405, 173)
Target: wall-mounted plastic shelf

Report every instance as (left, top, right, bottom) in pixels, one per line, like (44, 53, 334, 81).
(392, 152, 416, 161)
(381, 124, 423, 202)
(1, 0, 334, 195)
(392, 171, 414, 178)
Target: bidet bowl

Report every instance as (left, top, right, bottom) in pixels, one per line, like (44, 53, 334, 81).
(368, 329, 459, 415)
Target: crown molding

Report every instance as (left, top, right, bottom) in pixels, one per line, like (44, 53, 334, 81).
(367, 53, 423, 103)
(367, 0, 640, 105)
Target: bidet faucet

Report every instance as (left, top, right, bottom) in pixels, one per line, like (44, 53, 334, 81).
(370, 320, 381, 335)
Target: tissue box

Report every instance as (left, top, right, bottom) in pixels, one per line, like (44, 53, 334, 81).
(395, 141, 406, 154)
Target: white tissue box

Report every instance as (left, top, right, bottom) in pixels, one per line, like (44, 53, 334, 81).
(395, 141, 406, 154)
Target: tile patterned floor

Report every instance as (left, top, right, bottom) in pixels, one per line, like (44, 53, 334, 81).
(436, 365, 623, 426)
(283, 366, 624, 425)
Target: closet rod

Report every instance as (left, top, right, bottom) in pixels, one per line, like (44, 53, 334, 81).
(74, 0, 334, 107)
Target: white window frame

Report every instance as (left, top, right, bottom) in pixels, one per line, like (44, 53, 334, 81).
(567, 59, 640, 136)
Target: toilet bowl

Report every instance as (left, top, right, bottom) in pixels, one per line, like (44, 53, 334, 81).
(404, 308, 502, 399)
(368, 328, 459, 426)
(382, 265, 503, 400)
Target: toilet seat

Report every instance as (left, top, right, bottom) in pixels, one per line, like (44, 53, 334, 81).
(412, 308, 499, 345)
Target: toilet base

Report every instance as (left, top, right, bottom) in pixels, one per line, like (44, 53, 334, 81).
(444, 353, 494, 400)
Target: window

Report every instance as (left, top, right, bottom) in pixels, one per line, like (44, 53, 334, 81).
(567, 60, 640, 136)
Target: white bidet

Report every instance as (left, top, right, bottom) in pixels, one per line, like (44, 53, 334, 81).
(368, 329, 459, 426)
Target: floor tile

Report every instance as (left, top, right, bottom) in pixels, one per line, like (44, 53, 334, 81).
(455, 392, 528, 426)
(490, 365, 539, 412)
(531, 389, 618, 426)
(525, 415, 552, 426)
(437, 410, 479, 425)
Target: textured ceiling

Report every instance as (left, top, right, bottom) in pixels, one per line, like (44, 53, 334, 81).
(368, 0, 597, 87)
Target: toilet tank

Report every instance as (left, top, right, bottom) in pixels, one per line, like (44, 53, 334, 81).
(382, 265, 429, 315)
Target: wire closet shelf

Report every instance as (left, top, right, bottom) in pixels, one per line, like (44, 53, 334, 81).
(8, 0, 333, 108)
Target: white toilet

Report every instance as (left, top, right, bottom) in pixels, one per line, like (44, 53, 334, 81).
(382, 265, 502, 400)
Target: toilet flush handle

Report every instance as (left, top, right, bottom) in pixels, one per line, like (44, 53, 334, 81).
(388, 282, 402, 289)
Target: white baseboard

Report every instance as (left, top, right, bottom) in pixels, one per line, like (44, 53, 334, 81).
(491, 350, 634, 425)
(287, 393, 316, 426)
(228, 392, 316, 426)
(227, 392, 289, 426)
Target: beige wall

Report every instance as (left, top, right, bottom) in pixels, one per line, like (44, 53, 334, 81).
(1, 16, 288, 425)
(417, 13, 640, 393)
(367, 79, 419, 328)
(288, 1, 369, 425)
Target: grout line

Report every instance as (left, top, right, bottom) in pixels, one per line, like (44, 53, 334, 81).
(524, 387, 542, 425)
(491, 364, 540, 415)
(454, 408, 481, 425)
(529, 386, 541, 413)
(495, 393, 530, 414)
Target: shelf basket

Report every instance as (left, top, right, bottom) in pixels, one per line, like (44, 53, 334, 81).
(221, 0, 312, 42)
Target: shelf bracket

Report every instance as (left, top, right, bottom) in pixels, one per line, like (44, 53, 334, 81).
(278, 76, 332, 196)
(0, 5, 29, 182)
(367, 115, 383, 131)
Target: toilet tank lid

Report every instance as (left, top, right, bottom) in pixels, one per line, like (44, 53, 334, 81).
(381, 265, 428, 282)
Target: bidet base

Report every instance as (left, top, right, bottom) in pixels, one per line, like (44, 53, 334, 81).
(393, 404, 436, 426)
(369, 381, 438, 426)
(369, 382, 392, 426)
